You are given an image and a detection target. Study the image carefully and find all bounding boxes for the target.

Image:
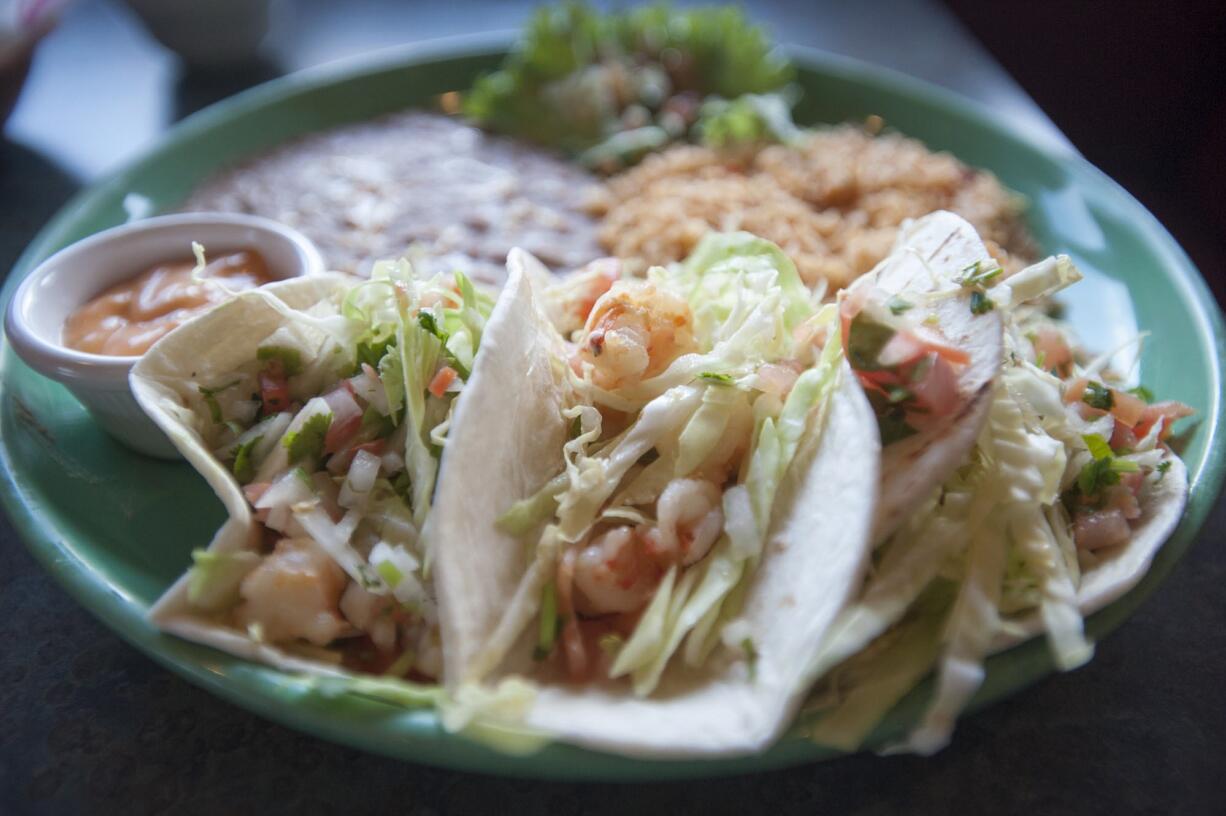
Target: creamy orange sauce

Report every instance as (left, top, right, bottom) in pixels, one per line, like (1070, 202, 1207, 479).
(62, 250, 274, 356)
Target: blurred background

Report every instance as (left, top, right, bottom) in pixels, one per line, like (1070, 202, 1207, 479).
(3, 0, 1224, 306)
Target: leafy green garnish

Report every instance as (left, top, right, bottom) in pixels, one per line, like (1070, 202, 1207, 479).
(969, 290, 995, 315)
(283, 412, 332, 464)
(695, 92, 800, 150)
(256, 345, 303, 377)
(1128, 385, 1154, 404)
(1082, 381, 1114, 411)
(232, 435, 263, 484)
(698, 371, 735, 385)
(1157, 460, 1172, 480)
(198, 379, 241, 424)
(534, 581, 560, 661)
(462, 2, 794, 161)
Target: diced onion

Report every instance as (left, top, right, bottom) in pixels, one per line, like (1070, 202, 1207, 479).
(349, 368, 389, 415)
(339, 449, 381, 510)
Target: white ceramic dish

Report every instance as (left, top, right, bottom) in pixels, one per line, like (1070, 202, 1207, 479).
(3, 212, 325, 458)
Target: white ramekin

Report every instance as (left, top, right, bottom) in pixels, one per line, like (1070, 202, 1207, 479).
(4, 213, 325, 459)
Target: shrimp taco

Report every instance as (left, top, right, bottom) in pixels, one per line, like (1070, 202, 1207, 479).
(428, 233, 884, 757)
(131, 260, 497, 682)
(805, 249, 1192, 755)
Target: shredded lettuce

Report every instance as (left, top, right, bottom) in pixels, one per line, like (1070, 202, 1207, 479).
(186, 549, 261, 611)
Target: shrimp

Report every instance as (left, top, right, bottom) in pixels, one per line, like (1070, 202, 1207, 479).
(572, 526, 664, 615)
(572, 280, 696, 390)
(236, 538, 347, 646)
(650, 478, 724, 566)
(339, 582, 398, 653)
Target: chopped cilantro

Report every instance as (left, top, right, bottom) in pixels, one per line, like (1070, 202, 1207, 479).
(1082, 433, 1114, 461)
(742, 637, 759, 681)
(375, 560, 403, 588)
(392, 471, 413, 503)
(969, 290, 995, 315)
(1128, 385, 1155, 404)
(956, 260, 1004, 288)
(417, 310, 448, 343)
(1157, 460, 1172, 480)
(283, 412, 332, 464)
(256, 345, 303, 377)
(846, 313, 896, 372)
(887, 295, 913, 315)
(198, 379, 241, 424)
(1076, 445, 1139, 496)
(698, 371, 735, 385)
(1082, 381, 1114, 411)
(361, 406, 395, 438)
(886, 385, 913, 405)
(1077, 456, 1116, 496)
(355, 334, 394, 371)
(231, 435, 263, 484)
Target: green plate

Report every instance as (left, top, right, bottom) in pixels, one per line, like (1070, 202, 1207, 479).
(2, 40, 1223, 780)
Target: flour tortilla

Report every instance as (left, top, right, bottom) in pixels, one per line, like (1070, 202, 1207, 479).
(847, 211, 1005, 544)
(130, 274, 371, 674)
(429, 249, 882, 757)
(992, 452, 1189, 652)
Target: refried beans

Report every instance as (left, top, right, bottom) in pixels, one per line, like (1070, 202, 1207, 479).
(183, 112, 603, 285)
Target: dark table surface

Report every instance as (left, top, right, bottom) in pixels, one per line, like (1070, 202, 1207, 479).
(1, 2, 1222, 814)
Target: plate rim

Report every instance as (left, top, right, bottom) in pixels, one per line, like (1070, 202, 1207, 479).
(2, 38, 1224, 781)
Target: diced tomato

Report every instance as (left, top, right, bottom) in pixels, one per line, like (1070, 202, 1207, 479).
(242, 482, 270, 505)
(326, 439, 388, 474)
(428, 366, 458, 398)
(1109, 389, 1147, 428)
(1063, 377, 1088, 405)
(1133, 400, 1195, 442)
(322, 387, 363, 454)
(877, 329, 928, 368)
(1032, 327, 1074, 376)
(908, 326, 971, 366)
(909, 354, 960, 416)
(324, 411, 363, 454)
(259, 368, 291, 415)
(1109, 419, 1137, 451)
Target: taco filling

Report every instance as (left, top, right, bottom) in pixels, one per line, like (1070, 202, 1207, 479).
(136, 263, 493, 680)
(425, 228, 881, 711)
